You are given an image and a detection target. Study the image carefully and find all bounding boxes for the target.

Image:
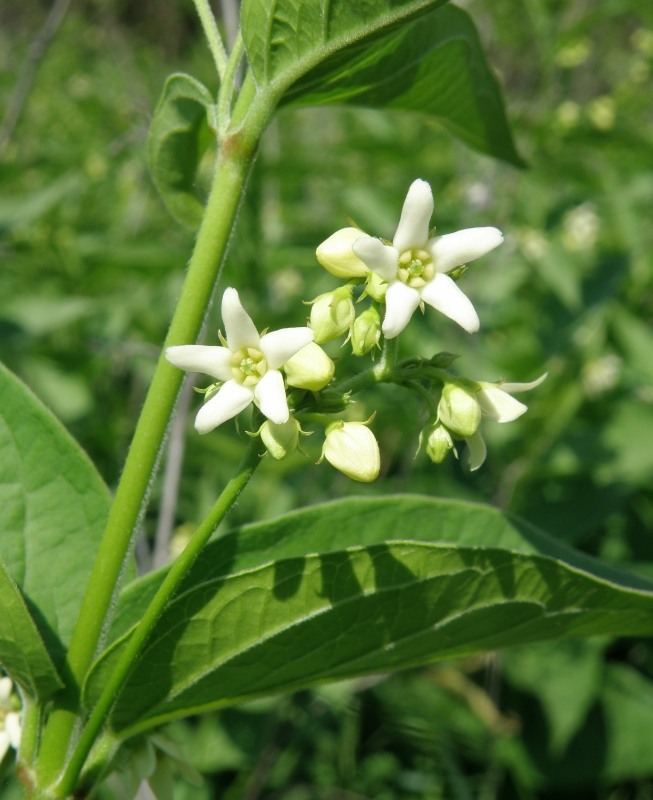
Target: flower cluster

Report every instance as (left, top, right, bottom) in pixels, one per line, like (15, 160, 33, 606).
(166, 179, 545, 480)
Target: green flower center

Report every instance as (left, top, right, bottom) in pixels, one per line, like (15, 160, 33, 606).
(397, 248, 435, 288)
(230, 347, 268, 386)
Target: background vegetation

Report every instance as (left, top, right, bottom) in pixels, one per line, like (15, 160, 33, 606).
(2, 0, 653, 796)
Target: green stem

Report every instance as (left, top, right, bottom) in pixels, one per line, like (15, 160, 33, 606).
(54, 436, 265, 798)
(192, 0, 229, 81)
(36, 111, 269, 788)
(331, 334, 399, 395)
(217, 31, 244, 134)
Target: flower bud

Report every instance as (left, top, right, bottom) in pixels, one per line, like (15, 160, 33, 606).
(316, 227, 369, 279)
(423, 421, 455, 464)
(309, 287, 355, 343)
(438, 382, 481, 438)
(351, 306, 382, 356)
(260, 417, 301, 460)
(322, 421, 380, 482)
(364, 270, 387, 303)
(284, 342, 335, 391)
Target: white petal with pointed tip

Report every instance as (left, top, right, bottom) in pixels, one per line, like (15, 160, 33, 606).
(5, 712, 21, 748)
(477, 386, 528, 422)
(393, 179, 434, 253)
(501, 373, 548, 393)
(254, 369, 289, 424)
(466, 430, 487, 471)
(429, 227, 503, 274)
(382, 281, 421, 338)
(0, 678, 12, 702)
(353, 236, 398, 281)
(166, 345, 232, 381)
(260, 327, 314, 370)
(420, 272, 479, 333)
(222, 287, 260, 351)
(194, 380, 253, 434)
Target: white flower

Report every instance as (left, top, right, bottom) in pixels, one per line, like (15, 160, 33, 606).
(352, 179, 503, 338)
(322, 421, 381, 482)
(166, 288, 313, 433)
(466, 374, 547, 470)
(0, 677, 21, 761)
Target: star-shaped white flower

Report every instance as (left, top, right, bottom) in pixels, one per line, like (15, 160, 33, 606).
(166, 288, 313, 433)
(0, 677, 21, 761)
(353, 179, 503, 338)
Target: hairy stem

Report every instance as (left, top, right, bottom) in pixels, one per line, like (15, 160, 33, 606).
(192, 0, 229, 81)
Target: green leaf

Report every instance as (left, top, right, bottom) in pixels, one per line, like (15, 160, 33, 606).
(241, 1, 522, 164)
(0, 557, 63, 701)
(147, 73, 215, 229)
(0, 362, 111, 671)
(85, 497, 653, 735)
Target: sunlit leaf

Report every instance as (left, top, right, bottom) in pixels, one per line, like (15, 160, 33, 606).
(0, 362, 111, 670)
(85, 497, 653, 735)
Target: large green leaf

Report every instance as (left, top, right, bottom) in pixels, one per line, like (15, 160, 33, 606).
(85, 497, 653, 736)
(0, 558, 63, 700)
(147, 73, 215, 229)
(0, 362, 111, 670)
(241, 0, 521, 164)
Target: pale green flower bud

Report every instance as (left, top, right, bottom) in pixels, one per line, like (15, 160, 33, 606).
(364, 270, 387, 303)
(309, 286, 355, 343)
(351, 306, 382, 356)
(284, 342, 335, 391)
(316, 227, 369, 279)
(423, 421, 456, 464)
(322, 421, 380, 482)
(260, 417, 301, 460)
(438, 382, 481, 438)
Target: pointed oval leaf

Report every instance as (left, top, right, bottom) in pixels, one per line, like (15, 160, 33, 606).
(241, 0, 521, 164)
(147, 73, 215, 229)
(0, 557, 63, 700)
(0, 362, 111, 670)
(85, 497, 653, 736)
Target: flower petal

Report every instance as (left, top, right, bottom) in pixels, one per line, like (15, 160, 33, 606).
(0, 731, 9, 762)
(166, 345, 232, 381)
(353, 237, 398, 281)
(382, 281, 420, 338)
(420, 272, 479, 333)
(500, 373, 548, 394)
(0, 678, 12, 703)
(222, 287, 260, 350)
(477, 385, 528, 422)
(466, 430, 487, 471)
(254, 369, 289, 424)
(393, 179, 434, 252)
(429, 227, 503, 274)
(260, 326, 314, 370)
(5, 712, 21, 749)
(194, 379, 253, 433)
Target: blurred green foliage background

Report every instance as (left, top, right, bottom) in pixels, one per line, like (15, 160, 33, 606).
(2, 0, 653, 797)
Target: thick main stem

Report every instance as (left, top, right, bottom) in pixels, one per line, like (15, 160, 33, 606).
(36, 126, 262, 788)
(54, 437, 264, 798)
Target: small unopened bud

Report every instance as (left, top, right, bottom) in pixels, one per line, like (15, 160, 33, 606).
(322, 421, 380, 482)
(310, 286, 355, 343)
(316, 227, 369, 279)
(284, 342, 335, 391)
(364, 270, 387, 303)
(351, 306, 382, 356)
(438, 382, 481, 438)
(423, 421, 456, 464)
(260, 417, 301, 460)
